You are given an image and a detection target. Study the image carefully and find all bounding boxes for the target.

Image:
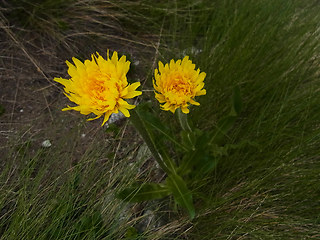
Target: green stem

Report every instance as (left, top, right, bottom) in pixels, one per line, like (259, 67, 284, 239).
(177, 108, 192, 132)
(176, 109, 195, 150)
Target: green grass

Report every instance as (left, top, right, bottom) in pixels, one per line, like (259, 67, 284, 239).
(182, 0, 320, 238)
(0, 123, 169, 239)
(1, 0, 320, 239)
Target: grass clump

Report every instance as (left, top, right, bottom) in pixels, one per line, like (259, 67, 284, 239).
(162, 0, 320, 238)
(1, 0, 73, 32)
(0, 123, 170, 239)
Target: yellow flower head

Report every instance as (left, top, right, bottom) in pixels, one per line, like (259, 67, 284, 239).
(153, 56, 206, 114)
(54, 51, 142, 125)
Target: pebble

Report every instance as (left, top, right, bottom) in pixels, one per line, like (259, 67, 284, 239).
(104, 112, 125, 128)
(133, 60, 140, 66)
(41, 140, 52, 148)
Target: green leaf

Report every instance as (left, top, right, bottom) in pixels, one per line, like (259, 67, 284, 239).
(157, 145, 177, 175)
(178, 132, 217, 176)
(194, 152, 218, 175)
(130, 108, 171, 174)
(166, 174, 195, 219)
(138, 107, 188, 151)
(180, 128, 203, 152)
(211, 140, 261, 157)
(117, 183, 171, 202)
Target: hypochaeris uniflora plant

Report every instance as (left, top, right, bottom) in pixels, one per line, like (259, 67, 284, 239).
(55, 51, 242, 220)
(153, 56, 206, 114)
(54, 51, 141, 125)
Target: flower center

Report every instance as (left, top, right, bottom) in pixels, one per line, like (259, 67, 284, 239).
(86, 71, 118, 107)
(88, 74, 106, 100)
(167, 74, 192, 96)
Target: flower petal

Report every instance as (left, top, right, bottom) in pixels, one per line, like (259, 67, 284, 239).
(158, 61, 164, 73)
(119, 106, 130, 117)
(189, 99, 200, 106)
(66, 61, 78, 77)
(101, 111, 112, 126)
(121, 82, 141, 98)
(155, 93, 166, 103)
(196, 89, 206, 96)
(122, 91, 142, 99)
(181, 106, 190, 114)
(88, 114, 102, 121)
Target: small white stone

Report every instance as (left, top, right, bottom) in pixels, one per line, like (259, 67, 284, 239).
(133, 60, 140, 66)
(81, 133, 86, 138)
(20, 109, 24, 113)
(104, 112, 125, 128)
(41, 140, 52, 148)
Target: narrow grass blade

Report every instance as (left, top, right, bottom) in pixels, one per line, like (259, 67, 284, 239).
(117, 183, 171, 202)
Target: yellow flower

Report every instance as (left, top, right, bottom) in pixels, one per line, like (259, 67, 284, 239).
(153, 56, 206, 114)
(54, 51, 142, 125)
